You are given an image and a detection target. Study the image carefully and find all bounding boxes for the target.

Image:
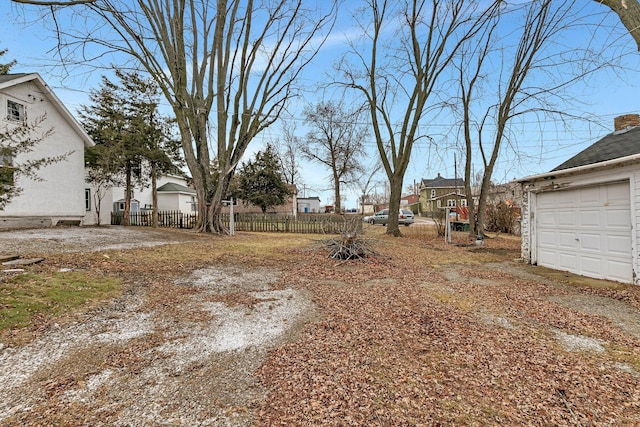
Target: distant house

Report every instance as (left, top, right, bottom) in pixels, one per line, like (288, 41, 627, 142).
(518, 114, 640, 284)
(419, 173, 466, 217)
(485, 181, 523, 208)
(297, 196, 321, 213)
(223, 185, 298, 216)
(401, 194, 420, 210)
(84, 173, 195, 225)
(155, 181, 197, 212)
(0, 73, 94, 229)
(370, 194, 419, 214)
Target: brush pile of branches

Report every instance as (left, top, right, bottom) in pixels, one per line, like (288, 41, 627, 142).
(325, 232, 376, 261)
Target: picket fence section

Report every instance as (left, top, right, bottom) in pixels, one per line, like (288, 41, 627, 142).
(111, 211, 361, 234)
(111, 211, 197, 229)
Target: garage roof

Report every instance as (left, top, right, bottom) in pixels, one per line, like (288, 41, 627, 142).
(553, 126, 640, 171)
(157, 182, 196, 193)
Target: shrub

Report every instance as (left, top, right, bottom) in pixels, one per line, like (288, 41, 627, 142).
(485, 202, 517, 234)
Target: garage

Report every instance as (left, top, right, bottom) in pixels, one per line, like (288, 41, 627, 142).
(535, 181, 633, 283)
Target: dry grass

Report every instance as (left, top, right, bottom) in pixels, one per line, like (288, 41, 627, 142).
(3, 228, 640, 426)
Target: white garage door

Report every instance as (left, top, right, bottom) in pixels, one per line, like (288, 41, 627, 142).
(536, 181, 632, 283)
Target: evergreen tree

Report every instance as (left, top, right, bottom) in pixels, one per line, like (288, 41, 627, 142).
(81, 71, 182, 226)
(0, 48, 16, 75)
(233, 145, 292, 213)
(80, 76, 141, 225)
(117, 70, 182, 226)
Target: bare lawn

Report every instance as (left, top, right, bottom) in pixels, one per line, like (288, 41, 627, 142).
(1, 226, 640, 426)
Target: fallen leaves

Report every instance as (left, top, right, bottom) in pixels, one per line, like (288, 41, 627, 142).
(256, 234, 640, 426)
(2, 230, 640, 425)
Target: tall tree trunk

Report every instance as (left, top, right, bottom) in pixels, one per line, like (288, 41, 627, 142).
(386, 175, 404, 237)
(464, 147, 477, 239)
(210, 171, 234, 234)
(175, 110, 213, 233)
(333, 172, 341, 213)
(151, 162, 158, 228)
(123, 165, 132, 226)
(476, 173, 493, 237)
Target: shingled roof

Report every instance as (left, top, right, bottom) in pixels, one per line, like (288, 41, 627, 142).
(0, 73, 30, 84)
(420, 174, 465, 188)
(157, 182, 195, 193)
(552, 121, 640, 172)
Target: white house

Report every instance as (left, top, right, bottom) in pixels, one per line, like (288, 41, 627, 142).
(0, 73, 94, 229)
(84, 173, 196, 225)
(518, 114, 640, 285)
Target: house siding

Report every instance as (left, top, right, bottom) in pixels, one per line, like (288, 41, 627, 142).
(156, 192, 195, 213)
(520, 186, 531, 262)
(1, 76, 90, 228)
(632, 170, 640, 284)
(83, 174, 195, 226)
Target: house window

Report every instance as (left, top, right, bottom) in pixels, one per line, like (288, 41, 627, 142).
(190, 196, 197, 212)
(436, 200, 441, 208)
(85, 189, 91, 211)
(6, 99, 25, 122)
(447, 199, 456, 207)
(460, 199, 467, 207)
(430, 189, 436, 198)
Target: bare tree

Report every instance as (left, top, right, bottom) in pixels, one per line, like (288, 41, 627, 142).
(302, 100, 367, 213)
(456, 0, 606, 237)
(13, 0, 96, 4)
(595, 0, 640, 50)
(275, 122, 303, 188)
(338, 0, 500, 236)
(353, 161, 382, 215)
(16, 0, 337, 233)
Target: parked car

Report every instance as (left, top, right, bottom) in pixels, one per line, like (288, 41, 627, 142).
(370, 209, 415, 226)
(363, 215, 373, 223)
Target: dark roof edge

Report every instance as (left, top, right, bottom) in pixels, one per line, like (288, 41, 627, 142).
(516, 152, 640, 183)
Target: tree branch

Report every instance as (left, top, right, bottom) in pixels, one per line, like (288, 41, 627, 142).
(595, 0, 640, 50)
(12, 0, 96, 5)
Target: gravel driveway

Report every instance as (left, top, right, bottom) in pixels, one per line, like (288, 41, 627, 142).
(0, 226, 315, 426)
(0, 226, 200, 255)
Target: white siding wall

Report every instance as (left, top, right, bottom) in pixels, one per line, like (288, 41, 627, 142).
(83, 185, 113, 226)
(177, 193, 196, 212)
(158, 192, 181, 211)
(1, 82, 87, 224)
(110, 175, 189, 210)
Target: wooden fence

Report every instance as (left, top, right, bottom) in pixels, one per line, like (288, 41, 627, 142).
(111, 211, 198, 229)
(224, 213, 362, 234)
(111, 211, 361, 234)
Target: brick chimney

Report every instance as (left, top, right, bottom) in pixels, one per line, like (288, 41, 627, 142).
(614, 114, 640, 131)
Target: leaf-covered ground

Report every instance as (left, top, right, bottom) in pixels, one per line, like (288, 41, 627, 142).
(1, 226, 639, 425)
(257, 233, 640, 426)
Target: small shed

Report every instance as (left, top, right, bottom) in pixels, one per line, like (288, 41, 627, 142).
(156, 182, 197, 212)
(518, 114, 640, 284)
(297, 196, 321, 213)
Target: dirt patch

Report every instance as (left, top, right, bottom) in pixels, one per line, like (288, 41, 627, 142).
(0, 235, 315, 425)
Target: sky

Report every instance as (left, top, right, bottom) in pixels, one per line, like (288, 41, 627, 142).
(2, 1, 640, 210)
